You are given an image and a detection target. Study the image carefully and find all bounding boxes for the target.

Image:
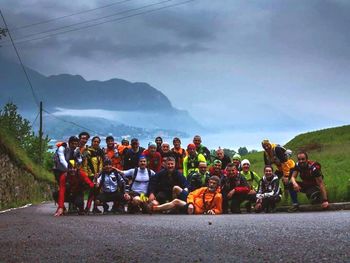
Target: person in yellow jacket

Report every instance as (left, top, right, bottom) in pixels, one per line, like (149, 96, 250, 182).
(183, 143, 206, 178)
(148, 176, 222, 215)
(262, 139, 295, 199)
(85, 136, 105, 213)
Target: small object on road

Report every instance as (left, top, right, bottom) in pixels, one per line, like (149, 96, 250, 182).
(208, 221, 212, 225)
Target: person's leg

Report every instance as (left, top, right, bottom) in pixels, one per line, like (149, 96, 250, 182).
(221, 193, 229, 214)
(303, 185, 321, 204)
(152, 199, 187, 212)
(74, 192, 85, 215)
(172, 186, 184, 200)
(156, 191, 170, 204)
(230, 195, 243, 213)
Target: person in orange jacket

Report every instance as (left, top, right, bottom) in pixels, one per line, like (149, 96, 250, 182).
(148, 176, 222, 215)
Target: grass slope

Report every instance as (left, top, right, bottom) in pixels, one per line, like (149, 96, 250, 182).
(0, 127, 54, 183)
(245, 125, 350, 202)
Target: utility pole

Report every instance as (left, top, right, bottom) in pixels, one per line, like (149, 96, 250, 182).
(39, 101, 43, 166)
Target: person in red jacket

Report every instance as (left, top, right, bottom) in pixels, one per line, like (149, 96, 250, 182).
(221, 163, 250, 213)
(143, 142, 162, 173)
(53, 161, 94, 216)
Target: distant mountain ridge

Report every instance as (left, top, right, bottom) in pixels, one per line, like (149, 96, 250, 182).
(0, 58, 201, 134)
(1, 59, 173, 112)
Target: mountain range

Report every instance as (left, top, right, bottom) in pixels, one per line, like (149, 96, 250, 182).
(0, 58, 200, 139)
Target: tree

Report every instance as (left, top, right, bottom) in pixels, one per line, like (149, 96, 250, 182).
(0, 102, 52, 168)
(238, 147, 248, 156)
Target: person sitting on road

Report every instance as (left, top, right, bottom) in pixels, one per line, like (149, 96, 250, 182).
(221, 163, 250, 214)
(95, 158, 126, 214)
(255, 165, 281, 213)
(240, 159, 261, 213)
(149, 157, 189, 205)
(171, 137, 187, 173)
(116, 155, 156, 213)
(193, 135, 211, 165)
(143, 142, 162, 173)
(53, 160, 94, 216)
(261, 139, 295, 200)
(149, 176, 222, 215)
(214, 147, 231, 169)
(288, 151, 329, 211)
(170, 161, 211, 203)
(183, 143, 206, 178)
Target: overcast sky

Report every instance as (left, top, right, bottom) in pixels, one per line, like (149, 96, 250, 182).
(1, 0, 349, 149)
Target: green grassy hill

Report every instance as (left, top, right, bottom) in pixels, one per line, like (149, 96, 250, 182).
(245, 125, 350, 202)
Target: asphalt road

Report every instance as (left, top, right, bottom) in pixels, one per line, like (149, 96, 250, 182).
(0, 202, 349, 263)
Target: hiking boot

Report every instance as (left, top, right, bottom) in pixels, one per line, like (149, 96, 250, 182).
(288, 204, 300, 213)
(93, 207, 102, 214)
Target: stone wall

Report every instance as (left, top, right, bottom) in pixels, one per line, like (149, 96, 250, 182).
(0, 151, 52, 210)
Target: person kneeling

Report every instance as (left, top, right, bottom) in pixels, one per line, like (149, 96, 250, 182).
(95, 158, 126, 214)
(150, 176, 222, 215)
(255, 165, 281, 213)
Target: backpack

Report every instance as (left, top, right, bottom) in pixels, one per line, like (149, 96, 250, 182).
(126, 167, 151, 192)
(52, 142, 67, 182)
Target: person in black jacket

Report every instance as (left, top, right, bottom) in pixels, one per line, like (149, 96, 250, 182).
(123, 138, 145, 170)
(149, 157, 189, 204)
(255, 165, 281, 213)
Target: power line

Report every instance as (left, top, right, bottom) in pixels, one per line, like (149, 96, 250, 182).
(3, 0, 173, 45)
(0, 9, 40, 107)
(1, 0, 195, 47)
(31, 111, 40, 127)
(42, 108, 102, 136)
(11, 0, 133, 31)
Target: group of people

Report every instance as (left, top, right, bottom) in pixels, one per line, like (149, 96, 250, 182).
(52, 133, 329, 216)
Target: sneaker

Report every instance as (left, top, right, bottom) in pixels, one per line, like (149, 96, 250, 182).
(288, 204, 300, 213)
(93, 207, 102, 214)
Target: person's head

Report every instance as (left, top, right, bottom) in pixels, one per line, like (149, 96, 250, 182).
(161, 156, 168, 168)
(261, 139, 272, 152)
(241, 159, 251, 172)
(264, 165, 274, 179)
(131, 138, 139, 150)
(161, 142, 170, 153)
(121, 138, 129, 146)
(68, 136, 79, 149)
(155, 136, 163, 146)
(138, 155, 147, 169)
(166, 157, 176, 172)
(91, 136, 101, 149)
(232, 153, 241, 167)
(187, 143, 197, 157)
(106, 136, 115, 148)
(226, 163, 238, 177)
(173, 137, 181, 149)
(297, 151, 309, 169)
(193, 135, 202, 147)
(103, 158, 113, 172)
(79, 132, 90, 146)
(213, 159, 222, 172)
(198, 162, 208, 174)
(148, 142, 157, 154)
(216, 148, 224, 160)
(208, 176, 220, 192)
